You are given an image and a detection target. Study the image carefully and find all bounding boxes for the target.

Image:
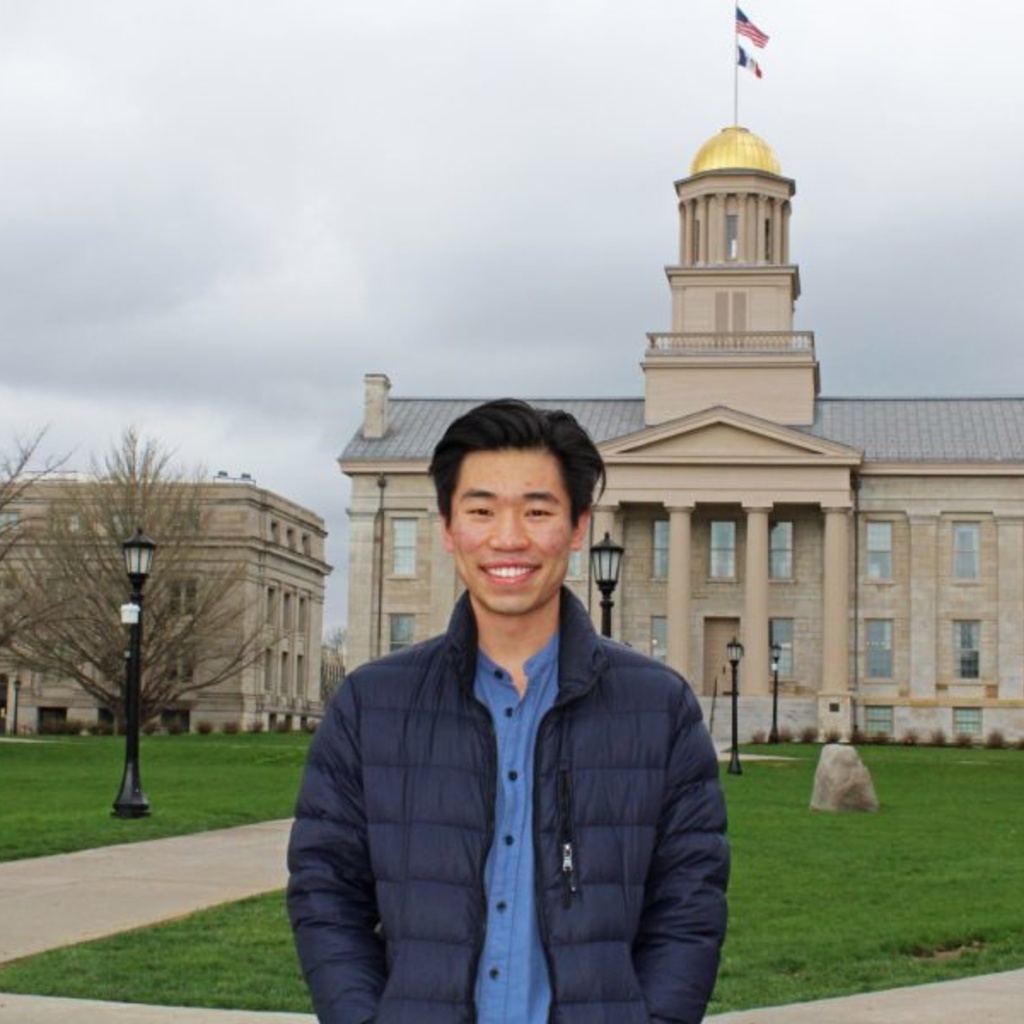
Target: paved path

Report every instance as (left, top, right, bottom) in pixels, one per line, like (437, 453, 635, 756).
(0, 819, 1022, 1022)
(0, 820, 291, 962)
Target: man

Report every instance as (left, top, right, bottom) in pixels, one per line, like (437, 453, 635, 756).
(288, 399, 729, 1024)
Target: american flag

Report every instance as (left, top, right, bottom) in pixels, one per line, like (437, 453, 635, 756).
(736, 7, 769, 48)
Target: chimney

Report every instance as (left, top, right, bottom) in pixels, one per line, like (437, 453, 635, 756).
(363, 373, 391, 439)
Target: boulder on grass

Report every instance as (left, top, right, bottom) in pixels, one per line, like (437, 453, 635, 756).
(810, 744, 879, 813)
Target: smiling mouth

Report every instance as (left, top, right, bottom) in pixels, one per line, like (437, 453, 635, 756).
(484, 565, 536, 581)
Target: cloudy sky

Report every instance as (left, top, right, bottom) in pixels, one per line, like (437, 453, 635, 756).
(2, 1, 1021, 630)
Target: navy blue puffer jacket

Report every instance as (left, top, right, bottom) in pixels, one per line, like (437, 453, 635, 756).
(288, 589, 728, 1024)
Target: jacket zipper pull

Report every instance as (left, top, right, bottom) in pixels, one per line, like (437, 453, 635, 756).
(561, 840, 578, 906)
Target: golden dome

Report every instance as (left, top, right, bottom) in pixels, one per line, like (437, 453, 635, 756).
(690, 126, 781, 176)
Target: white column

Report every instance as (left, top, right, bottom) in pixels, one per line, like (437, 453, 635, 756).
(996, 516, 1024, 699)
(908, 515, 938, 699)
(743, 507, 770, 695)
(666, 506, 693, 678)
(822, 507, 851, 693)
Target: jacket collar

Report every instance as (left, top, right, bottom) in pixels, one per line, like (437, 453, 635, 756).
(446, 587, 608, 703)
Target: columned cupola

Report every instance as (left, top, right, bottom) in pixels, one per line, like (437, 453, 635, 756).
(643, 126, 819, 426)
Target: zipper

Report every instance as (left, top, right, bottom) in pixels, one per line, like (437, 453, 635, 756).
(557, 768, 579, 908)
(466, 696, 497, 1024)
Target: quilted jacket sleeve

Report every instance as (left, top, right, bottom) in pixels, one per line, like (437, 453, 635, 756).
(287, 677, 384, 1024)
(633, 682, 729, 1024)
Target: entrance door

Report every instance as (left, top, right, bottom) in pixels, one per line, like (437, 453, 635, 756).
(702, 618, 740, 698)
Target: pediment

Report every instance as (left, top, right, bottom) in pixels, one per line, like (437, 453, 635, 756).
(601, 406, 861, 466)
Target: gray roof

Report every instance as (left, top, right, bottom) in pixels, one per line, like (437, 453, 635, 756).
(341, 397, 1024, 465)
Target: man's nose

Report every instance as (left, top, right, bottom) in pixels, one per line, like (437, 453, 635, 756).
(490, 511, 528, 548)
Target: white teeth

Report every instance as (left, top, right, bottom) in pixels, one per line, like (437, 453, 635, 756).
(487, 566, 532, 579)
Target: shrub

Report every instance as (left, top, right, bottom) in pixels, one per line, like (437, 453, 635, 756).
(985, 730, 1006, 750)
(750, 729, 767, 744)
(246, 719, 265, 734)
(901, 730, 919, 746)
(196, 720, 214, 735)
(274, 720, 292, 734)
(869, 731, 891, 745)
(799, 725, 819, 744)
(954, 732, 975, 748)
(304, 719, 319, 734)
(824, 729, 842, 745)
(165, 721, 185, 736)
(850, 726, 867, 746)
(1016, 736, 1024, 751)
(929, 728, 947, 747)
(221, 721, 240, 735)
(777, 726, 793, 744)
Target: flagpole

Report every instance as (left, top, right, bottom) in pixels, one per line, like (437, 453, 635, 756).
(732, 5, 739, 125)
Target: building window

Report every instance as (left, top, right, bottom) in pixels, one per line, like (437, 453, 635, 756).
(169, 579, 198, 616)
(710, 521, 736, 579)
(769, 618, 794, 676)
(952, 707, 982, 737)
(263, 649, 274, 692)
(769, 521, 793, 580)
(298, 596, 308, 632)
(954, 620, 980, 679)
(282, 592, 293, 632)
(270, 520, 280, 544)
(281, 651, 291, 695)
(391, 518, 417, 575)
(865, 619, 893, 678)
(566, 549, 583, 579)
(266, 587, 277, 627)
(953, 523, 980, 580)
(653, 520, 669, 579)
(389, 614, 415, 652)
(650, 616, 667, 662)
(725, 213, 739, 260)
(865, 705, 894, 737)
(301, 532, 311, 556)
(866, 522, 892, 581)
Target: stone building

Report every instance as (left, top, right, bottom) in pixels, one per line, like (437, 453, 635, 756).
(0, 475, 330, 734)
(338, 125, 1024, 745)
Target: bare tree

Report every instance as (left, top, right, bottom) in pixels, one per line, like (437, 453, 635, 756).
(0, 430, 66, 649)
(8, 427, 265, 725)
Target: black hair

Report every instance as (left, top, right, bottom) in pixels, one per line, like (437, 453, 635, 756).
(429, 399, 606, 526)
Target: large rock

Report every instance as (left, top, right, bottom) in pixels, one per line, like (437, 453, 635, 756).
(810, 744, 879, 813)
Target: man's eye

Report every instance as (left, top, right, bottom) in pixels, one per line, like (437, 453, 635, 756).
(526, 508, 553, 518)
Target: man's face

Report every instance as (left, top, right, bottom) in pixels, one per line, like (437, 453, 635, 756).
(442, 448, 589, 639)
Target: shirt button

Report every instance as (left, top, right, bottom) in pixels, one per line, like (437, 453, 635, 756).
(507, 770, 518, 781)
(504, 834, 514, 846)
(489, 967, 500, 980)
(496, 901, 507, 912)
(504, 707, 514, 718)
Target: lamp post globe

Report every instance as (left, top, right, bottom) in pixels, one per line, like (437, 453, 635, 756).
(590, 531, 624, 638)
(769, 641, 782, 744)
(113, 528, 156, 819)
(726, 638, 744, 776)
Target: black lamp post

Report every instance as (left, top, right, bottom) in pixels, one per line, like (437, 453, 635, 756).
(590, 531, 624, 638)
(769, 641, 782, 744)
(726, 637, 744, 776)
(113, 527, 156, 819)
(10, 678, 19, 735)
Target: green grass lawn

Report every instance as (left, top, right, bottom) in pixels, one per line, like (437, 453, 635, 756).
(1, 742, 1023, 1014)
(0, 732, 310, 861)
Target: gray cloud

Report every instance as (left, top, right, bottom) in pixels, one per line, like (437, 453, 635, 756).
(1, 0, 1021, 628)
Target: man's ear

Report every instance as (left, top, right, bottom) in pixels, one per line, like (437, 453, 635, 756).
(571, 509, 592, 549)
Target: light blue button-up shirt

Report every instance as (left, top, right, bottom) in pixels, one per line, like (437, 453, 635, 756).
(473, 633, 560, 1024)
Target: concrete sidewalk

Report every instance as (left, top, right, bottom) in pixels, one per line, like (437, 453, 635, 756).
(1, 820, 1022, 1022)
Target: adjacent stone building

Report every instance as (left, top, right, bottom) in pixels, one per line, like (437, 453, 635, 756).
(0, 475, 331, 734)
(338, 125, 1024, 744)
